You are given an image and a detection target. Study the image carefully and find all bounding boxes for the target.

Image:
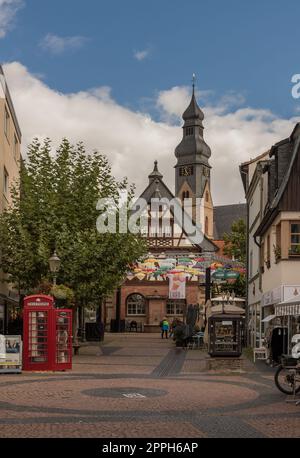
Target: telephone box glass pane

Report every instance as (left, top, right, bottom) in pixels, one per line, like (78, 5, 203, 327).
(28, 311, 48, 363)
(56, 311, 71, 364)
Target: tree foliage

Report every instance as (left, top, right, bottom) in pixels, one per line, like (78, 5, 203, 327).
(0, 138, 146, 306)
(223, 218, 246, 264)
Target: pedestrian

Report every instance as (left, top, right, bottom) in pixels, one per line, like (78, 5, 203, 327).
(161, 317, 170, 339)
(169, 318, 177, 339)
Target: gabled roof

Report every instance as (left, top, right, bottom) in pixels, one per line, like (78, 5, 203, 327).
(140, 176, 174, 203)
(213, 204, 247, 240)
(138, 162, 218, 252)
(254, 122, 300, 237)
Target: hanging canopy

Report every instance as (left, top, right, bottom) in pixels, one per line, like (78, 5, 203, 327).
(262, 314, 276, 323)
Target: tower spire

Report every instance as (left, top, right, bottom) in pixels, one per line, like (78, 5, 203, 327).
(192, 73, 196, 95)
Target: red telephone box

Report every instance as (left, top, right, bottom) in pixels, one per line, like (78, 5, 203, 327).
(23, 295, 72, 371)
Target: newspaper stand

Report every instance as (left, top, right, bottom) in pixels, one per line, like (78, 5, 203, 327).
(23, 295, 72, 371)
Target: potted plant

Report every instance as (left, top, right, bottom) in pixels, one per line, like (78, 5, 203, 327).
(273, 244, 281, 263)
(50, 284, 75, 308)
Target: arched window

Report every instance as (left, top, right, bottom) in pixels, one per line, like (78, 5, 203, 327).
(126, 294, 146, 316)
(205, 216, 209, 235)
(205, 191, 209, 202)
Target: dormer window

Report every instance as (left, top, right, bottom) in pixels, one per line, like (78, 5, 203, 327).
(185, 127, 194, 136)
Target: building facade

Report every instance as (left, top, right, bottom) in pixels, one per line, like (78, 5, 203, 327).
(241, 123, 300, 351)
(0, 65, 22, 335)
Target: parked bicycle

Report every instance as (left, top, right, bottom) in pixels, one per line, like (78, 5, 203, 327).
(274, 334, 300, 395)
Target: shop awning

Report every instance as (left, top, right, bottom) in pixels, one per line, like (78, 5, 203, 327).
(261, 314, 276, 322)
(275, 294, 300, 316)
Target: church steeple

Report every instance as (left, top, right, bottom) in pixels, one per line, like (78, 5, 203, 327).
(174, 77, 212, 199)
(148, 160, 163, 184)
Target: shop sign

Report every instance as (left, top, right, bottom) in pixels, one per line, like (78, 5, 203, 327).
(262, 286, 282, 307)
(283, 285, 300, 302)
(275, 304, 300, 317)
(26, 301, 51, 306)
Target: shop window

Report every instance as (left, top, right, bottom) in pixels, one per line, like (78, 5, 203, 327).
(126, 294, 146, 316)
(166, 300, 185, 315)
(290, 222, 300, 256)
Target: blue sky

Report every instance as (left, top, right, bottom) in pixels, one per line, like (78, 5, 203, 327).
(2, 0, 300, 118)
(1, 0, 300, 204)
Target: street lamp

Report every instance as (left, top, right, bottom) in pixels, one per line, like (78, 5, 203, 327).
(49, 250, 61, 286)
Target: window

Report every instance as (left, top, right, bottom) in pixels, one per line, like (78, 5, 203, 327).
(14, 134, 18, 160)
(249, 250, 253, 278)
(266, 234, 271, 268)
(4, 107, 10, 139)
(126, 294, 146, 316)
(166, 300, 185, 315)
(3, 168, 8, 195)
(205, 216, 209, 235)
(290, 222, 300, 255)
(275, 223, 281, 262)
(205, 191, 209, 202)
(185, 127, 194, 136)
(260, 242, 265, 273)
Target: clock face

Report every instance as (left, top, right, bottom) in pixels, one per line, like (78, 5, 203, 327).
(179, 166, 193, 177)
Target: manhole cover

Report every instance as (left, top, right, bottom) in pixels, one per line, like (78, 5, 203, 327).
(82, 387, 167, 398)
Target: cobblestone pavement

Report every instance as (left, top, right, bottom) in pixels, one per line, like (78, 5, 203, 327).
(0, 333, 299, 438)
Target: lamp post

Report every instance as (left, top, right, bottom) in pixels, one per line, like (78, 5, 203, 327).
(48, 250, 61, 286)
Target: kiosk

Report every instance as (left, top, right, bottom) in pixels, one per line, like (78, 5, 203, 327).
(208, 314, 244, 357)
(23, 295, 72, 371)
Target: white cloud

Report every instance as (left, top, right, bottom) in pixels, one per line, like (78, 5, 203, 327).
(40, 33, 88, 55)
(3, 61, 300, 205)
(134, 49, 149, 61)
(0, 0, 23, 38)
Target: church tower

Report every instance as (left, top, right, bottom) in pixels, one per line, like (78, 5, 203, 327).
(174, 80, 214, 239)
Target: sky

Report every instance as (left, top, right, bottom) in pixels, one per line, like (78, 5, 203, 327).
(1, 0, 300, 204)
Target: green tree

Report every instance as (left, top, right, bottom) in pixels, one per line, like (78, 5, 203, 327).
(220, 274, 246, 298)
(223, 218, 246, 263)
(0, 138, 146, 339)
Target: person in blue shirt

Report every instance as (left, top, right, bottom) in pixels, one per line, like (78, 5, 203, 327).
(160, 317, 170, 339)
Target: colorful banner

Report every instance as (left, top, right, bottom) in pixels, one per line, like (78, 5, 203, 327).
(168, 274, 187, 299)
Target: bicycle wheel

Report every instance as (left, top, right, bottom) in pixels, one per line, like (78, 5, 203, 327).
(274, 366, 300, 395)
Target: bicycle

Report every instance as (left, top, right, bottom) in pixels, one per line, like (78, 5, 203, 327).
(274, 334, 300, 396)
(274, 356, 300, 395)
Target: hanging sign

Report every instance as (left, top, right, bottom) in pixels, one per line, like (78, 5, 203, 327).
(168, 274, 186, 299)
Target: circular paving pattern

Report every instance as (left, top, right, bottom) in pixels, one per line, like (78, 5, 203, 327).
(82, 387, 168, 398)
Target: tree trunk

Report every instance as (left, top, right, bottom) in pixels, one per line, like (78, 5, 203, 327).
(72, 306, 79, 345)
